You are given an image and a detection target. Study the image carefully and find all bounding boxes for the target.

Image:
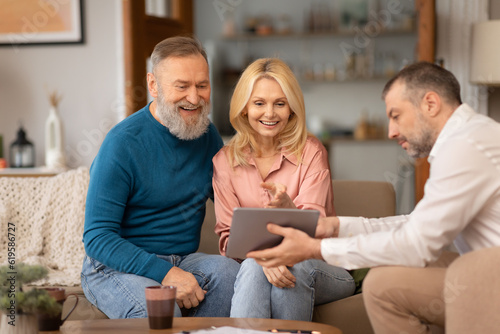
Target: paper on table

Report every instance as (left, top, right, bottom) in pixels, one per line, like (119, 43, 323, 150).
(175, 326, 271, 334)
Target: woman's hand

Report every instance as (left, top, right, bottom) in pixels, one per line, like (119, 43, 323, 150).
(262, 182, 296, 209)
(262, 265, 296, 288)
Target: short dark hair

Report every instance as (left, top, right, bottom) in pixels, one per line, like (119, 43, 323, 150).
(382, 61, 462, 107)
(150, 36, 208, 74)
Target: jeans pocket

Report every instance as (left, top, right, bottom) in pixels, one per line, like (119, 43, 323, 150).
(86, 256, 106, 273)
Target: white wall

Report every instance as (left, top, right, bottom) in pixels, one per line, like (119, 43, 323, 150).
(0, 0, 124, 168)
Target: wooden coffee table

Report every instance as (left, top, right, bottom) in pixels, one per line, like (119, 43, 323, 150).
(57, 317, 341, 333)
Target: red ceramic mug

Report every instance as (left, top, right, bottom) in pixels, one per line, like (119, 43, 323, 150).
(36, 287, 79, 331)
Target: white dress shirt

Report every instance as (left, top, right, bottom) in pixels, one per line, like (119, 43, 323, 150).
(321, 104, 500, 269)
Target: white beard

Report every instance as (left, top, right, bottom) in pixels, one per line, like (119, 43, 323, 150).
(155, 89, 210, 140)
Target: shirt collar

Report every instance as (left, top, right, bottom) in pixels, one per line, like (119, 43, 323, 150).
(428, 103, 476, 163)
(231, 146, 299, 167)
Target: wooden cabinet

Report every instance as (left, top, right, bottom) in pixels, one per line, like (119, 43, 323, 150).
(122, 0, 194, 116)
(414, 0, 435, 204)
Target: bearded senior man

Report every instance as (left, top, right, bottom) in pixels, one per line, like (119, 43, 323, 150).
(82, 36, 239, 319)
(248, 62, 500, 333)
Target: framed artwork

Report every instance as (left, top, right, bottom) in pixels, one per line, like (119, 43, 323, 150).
(0, 0, 84, 47)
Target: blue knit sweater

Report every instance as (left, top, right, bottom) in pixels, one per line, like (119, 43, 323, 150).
(83, 103, 223, 283)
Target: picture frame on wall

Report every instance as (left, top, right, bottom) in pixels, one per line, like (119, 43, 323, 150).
(0, 0, 84, 47)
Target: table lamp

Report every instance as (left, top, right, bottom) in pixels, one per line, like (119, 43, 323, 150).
(470, 20, 500, 86)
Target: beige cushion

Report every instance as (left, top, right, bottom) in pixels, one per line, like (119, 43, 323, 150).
(332, 180, 396, 218)
(198, 199, 220, 255)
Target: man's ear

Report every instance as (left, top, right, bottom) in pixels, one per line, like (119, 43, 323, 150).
(147, 72, 158, 98)
(422, 91, 441, 117)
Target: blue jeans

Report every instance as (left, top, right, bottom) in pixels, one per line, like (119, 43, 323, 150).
(230, 258, 355, 321)
(81, 253, 240, 319)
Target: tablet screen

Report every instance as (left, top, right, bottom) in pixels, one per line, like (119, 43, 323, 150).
(225, 208, 320, 259)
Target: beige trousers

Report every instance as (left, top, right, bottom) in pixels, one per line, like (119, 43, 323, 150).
(363, 248, 500, 334)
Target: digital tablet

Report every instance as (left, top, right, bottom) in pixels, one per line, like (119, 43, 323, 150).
(225, 208, 320, 259)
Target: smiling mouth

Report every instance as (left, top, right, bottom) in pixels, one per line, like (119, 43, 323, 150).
(180, 106, 199, 112)
(260, 120, 278, 126)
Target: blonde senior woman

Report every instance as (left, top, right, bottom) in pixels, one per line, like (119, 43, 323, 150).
(212, 58, 355, 320)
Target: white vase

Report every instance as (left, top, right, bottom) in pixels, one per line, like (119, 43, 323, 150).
(0, 313, 38, 334)
(45, 106, 66, 170)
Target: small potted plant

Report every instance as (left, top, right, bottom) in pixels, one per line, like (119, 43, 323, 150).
(0, 263, 62, 334)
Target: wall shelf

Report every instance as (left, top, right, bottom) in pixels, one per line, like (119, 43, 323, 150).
(300, 74, 392, 84)
(221, 27, 416, 41)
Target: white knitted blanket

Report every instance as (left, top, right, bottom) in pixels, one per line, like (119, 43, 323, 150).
(0, 167, 89, 286)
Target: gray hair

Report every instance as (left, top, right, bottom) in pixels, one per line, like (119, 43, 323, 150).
(150, 36, 208, 74)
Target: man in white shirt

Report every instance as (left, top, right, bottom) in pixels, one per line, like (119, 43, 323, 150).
(247, 62, 500, 333)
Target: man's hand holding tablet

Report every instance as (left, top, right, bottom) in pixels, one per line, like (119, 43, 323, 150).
(225, 208, 320, 260)
(247, 217, 341, 267)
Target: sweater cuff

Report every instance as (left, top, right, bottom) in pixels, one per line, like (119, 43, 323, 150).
(146, 257, 174, 283)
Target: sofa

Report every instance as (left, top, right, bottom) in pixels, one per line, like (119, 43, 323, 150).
(0, 168, 397, 333)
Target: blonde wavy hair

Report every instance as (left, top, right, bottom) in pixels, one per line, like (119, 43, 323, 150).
(226, 58, 309, 166)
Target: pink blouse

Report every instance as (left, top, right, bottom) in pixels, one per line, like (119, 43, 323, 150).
(212, 136, 335, 256)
